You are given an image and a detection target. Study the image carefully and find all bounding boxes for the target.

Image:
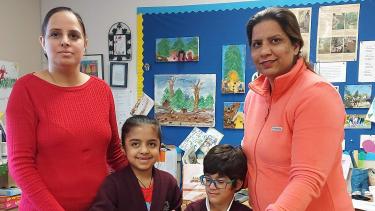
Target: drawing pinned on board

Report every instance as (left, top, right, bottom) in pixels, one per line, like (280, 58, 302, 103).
(130, 93, 154, 116)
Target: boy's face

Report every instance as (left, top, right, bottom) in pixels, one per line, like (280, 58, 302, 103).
(203, 173, 241, 207)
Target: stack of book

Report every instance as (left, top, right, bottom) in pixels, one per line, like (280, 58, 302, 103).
(0, 187, 21, 210)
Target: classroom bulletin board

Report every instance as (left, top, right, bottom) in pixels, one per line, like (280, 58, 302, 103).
(137, 0, 375, 151)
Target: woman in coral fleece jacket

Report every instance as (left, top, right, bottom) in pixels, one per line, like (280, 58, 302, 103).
(6, 7, 127, 211)
(243, 8, 353, 211)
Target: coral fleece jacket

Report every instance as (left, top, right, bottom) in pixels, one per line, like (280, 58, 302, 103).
(242, 59, 353, 211)
(6, 74, 128, 211)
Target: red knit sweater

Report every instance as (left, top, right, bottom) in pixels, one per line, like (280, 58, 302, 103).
(6, 74, 128, 211)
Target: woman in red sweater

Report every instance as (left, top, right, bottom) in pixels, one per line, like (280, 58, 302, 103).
(243, 8, 353, 211)
(6, 7, 127, 210)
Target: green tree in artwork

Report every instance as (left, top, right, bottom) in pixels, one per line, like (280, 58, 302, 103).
(198, 96, 206, 109)
(170, 88, 185, 110)
(172, 38, 185, 52)
(224, 45, 244, 82)
(186, 37, 198, 55)
(157, 39, 171, 58)
(204, 94, 214, 109)
(186, 96, 194, 111)
(161, 87, 170, 105)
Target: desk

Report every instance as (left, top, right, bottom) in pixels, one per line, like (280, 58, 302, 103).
(353, 199, 375, 211)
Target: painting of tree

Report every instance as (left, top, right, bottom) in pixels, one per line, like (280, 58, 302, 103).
(155, 74, 216, 127)
(222, 45, 246, 94)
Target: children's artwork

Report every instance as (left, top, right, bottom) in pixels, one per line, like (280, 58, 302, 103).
(198, 128, 224, 155)
(154, 74, 216, 127)
(345, 114, 372, 129)
(130, 92, 154, 116)
(80, 54, 104, 79)
(343, 85, 372, 108)
(179, 127, 208, 152)
(156, 37, 199, 62)
(221, 45, 246, 94)
(366, 98, 375, 123)
(223, 102, 244, 129)
(360, 135, 375, 152)
(0, 60, 18, 121)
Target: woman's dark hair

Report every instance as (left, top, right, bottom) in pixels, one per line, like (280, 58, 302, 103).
(204, 144, 247, 188)
(121, 115, 162, 146)
(41, 7, 86, 38)
(246, 7, 312, 69)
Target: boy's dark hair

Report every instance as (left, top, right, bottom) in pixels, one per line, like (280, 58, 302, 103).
(121, 115, 162, 146)
(203, 144, 247, 187)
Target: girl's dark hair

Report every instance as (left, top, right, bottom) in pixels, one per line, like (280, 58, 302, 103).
(204, 144, 247, 188)
(41, 6, 86, 38)
(246, 7, 313, 70)
(121, 115, 162, 146)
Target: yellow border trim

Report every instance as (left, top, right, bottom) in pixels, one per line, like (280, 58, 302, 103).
(136, 14, 144, 99)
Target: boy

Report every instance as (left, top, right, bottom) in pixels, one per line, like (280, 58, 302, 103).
(185, 144, 251, 211)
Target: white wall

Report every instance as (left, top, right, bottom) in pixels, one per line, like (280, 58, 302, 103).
(0, 0, 42, 76)
(40, 0, 251, 107)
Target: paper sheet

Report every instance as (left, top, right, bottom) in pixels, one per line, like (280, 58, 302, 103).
(314, 62, 346, 82)
(358, 41, 375, 82)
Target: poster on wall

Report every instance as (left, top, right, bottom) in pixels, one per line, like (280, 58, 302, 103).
(343, 85, 372, 108)
(155, 37, 199, 62)
(0, 60, 18, 124)
(221, 45, 246, 94)
(154, 74, 215, 127)
(316, 4, 360, 62)
(290, 7, 312, 61)
(223, 102, 244, 129)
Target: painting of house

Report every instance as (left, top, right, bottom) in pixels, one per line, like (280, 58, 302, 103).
(156, 37, 199, 62)
(154, 74, 216, 127)
(223, 102, 244, 129)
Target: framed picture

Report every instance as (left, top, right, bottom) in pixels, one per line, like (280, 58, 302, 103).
(110, 62, 128, 87)
(80, 54, 104, 79)
(108, 22, 131, 61)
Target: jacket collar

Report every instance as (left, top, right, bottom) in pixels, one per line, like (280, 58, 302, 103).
(249, 58, 306, 97)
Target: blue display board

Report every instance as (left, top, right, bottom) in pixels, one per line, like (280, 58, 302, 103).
(140, 0, 374, 150)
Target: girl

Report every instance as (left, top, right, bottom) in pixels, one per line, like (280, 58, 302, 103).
(90, 115, 182, 211)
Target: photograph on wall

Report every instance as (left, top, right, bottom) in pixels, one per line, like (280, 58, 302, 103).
(0, 60, 18, 122)
(316, 4, 360, 62)
(221, 45, 246, 94)
(345, 114, 371, 129)
(155, 37, 199, 62)
(366, 98, 375, 123)
(223, 102, 244, 129)
(343, 85, 372, 108)
(154, 74, 215, 127)
(290, 7, 312, 61)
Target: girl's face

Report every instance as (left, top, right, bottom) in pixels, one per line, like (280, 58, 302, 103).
(40, 11, 87, 70)
(250, 19, 300, 82)
(124, 124, 160, 174)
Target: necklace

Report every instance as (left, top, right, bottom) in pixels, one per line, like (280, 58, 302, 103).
(137, 176, 153, 189)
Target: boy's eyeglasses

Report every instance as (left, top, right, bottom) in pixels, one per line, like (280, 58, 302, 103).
(199, 175, 235, 189)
